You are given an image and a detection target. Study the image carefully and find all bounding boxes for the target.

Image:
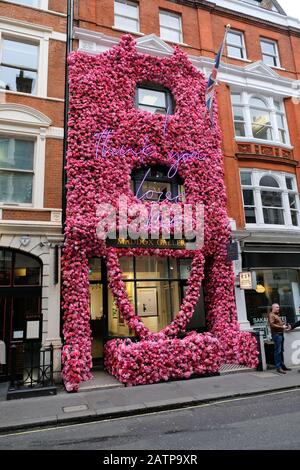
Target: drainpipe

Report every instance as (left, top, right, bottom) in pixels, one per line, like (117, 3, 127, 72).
(62, 0, 74, 228)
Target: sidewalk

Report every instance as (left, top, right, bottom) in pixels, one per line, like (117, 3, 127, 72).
(0, 368, 299, 434)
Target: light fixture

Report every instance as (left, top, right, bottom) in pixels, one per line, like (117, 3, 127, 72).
(256, 284, 266, 294)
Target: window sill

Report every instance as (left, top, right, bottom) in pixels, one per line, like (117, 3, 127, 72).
(161, 38, 189, 47)
(112, 26, 144, 36)
(0, 89, 64, 102)
(235, 137, 293, 151)
(226, 55, 252, 63)
(245, 224, 300, 231)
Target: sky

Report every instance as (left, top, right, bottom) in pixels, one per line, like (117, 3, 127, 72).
(277, 1, 300, 19)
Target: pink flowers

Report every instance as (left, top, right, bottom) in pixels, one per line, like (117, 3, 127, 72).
(62, 34, 258, 392)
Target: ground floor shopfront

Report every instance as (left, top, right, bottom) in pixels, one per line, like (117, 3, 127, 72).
(240, 241, 300, 339)
(88, 256, 206, 367)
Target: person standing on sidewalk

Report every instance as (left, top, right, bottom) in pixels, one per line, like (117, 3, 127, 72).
(268, 304, 291, 374)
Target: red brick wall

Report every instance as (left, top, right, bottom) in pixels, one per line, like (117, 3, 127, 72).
(44, 139, 63, 209)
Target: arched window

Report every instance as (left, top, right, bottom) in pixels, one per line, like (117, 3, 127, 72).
(259, 175, 279, 188)
(131, 165, 184, 202)
(135, 83, 175, 115)
(249, 96, 273, 141)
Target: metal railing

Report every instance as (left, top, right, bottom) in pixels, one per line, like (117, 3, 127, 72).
(9, 343, 54, 391)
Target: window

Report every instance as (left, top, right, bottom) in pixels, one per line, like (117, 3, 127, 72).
(0, 38, 38, 94)
(260, 39, 280, 67)
(0, 137, 34, 204)
(226, 30, 247, 60)
(230, 92, 290, 145)
(159, 10, 183, 43)
(136, 84, 174, 115)
(240, 170, 300, 227)
(131, 165, 184, 202)
(250, 97, 273, 141)
(114, 0, 139, 33)
(0, 104, 51, 208)
(5, 0, 40, 6)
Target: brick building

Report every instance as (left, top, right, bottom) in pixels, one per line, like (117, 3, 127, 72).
(0, 0, 67, 381)
(64, 0, 300, 381)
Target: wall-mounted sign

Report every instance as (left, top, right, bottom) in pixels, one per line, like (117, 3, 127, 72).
(239, 271, 257, 290)
(107, 237, 188, 250)
(25, 314, 42, 342)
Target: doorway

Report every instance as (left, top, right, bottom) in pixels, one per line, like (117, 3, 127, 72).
(0, 249, 42, 381)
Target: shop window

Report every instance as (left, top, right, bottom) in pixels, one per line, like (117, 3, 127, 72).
(136, 84, 174, 115)
(114, 0, 140, 33)
(0, 136, 34, 204)
(245, 269, 299, 328)
(131, 165, 184, 202)
(0, 37, 38, 94)
(107, 257, 205, 336)
(230, 92, 290, 145)
(0, 249, 41, 287)
(240, 169, 300, 228)
(159, 10, 183, 44)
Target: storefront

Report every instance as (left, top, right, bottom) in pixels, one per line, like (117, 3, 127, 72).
(88, 257, 206, 366)
(242, 244, 300, 337)
(62, 34, 258, 392)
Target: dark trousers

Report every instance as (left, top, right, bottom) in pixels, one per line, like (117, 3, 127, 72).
(271, 333, 285, 370)
(292, 320, 300, 330)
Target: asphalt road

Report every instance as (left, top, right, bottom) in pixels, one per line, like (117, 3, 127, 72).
(0, 389, 300, 450)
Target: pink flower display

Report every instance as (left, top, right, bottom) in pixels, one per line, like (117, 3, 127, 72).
(62, 35, 258, 392)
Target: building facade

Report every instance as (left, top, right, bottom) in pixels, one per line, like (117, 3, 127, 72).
(0, 0, 66, 381)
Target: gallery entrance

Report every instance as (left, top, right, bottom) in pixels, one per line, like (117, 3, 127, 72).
(88, 256, 207, 369)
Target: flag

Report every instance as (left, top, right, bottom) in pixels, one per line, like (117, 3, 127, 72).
(205, 25, 231, 123)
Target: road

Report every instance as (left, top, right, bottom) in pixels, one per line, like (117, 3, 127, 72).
(0, 389, 300, 450)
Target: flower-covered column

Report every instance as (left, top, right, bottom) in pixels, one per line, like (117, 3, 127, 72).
(205, 250, 258, 368)
(61, 246, 93, 392)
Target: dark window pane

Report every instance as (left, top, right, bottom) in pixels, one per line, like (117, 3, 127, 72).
(243, 189, 254, 206)
(234, 122, 246, 136)
(14, 253, 41, 285)
(245, 208, 256, 224)
(260, 176, 279, 188)
(291, 212, 299, 227)
(240, 172, 252, 186)
(0, 250, 12, 286)
(88, 258, 102, 281)
(286, 177, 293, 190)
(119, 257, 134, 280)
(179, 259, 192, 280)
(12, 297, 40, 341)
(261, 191, 282, 207)
(263, 208, 284, 225)
(289, 194, 296, 209)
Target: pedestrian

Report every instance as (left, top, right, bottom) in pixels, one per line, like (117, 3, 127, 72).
(290, 319, 300, 330)
(268, 304, 291, 374)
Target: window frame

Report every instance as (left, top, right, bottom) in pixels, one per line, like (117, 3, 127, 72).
(114, 0, 140, 34)
(0, 135, 36, 206)
(159, 9, 183, 44)
(260, 38, 281, 68)
(0, 18, 49, 97)
(240, 169, 300, 230)
(1, 0, 48, 8)
(231, 91, 291, 147)
(135, 83, 175, 115)
(226, 29, 247, 60)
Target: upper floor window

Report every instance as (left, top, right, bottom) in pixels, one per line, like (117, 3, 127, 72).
(159, 10, 182, 44)
(260, 39, 280, 67)
(131, 165, 184, 203)
(6, 0, 40, 6)
(114, 0, 140, 33)
(0, 37, 38, 94)
(240, 169, 299, 228)
(0, 137, 34, 204)
(231, 92, 289, 145)
(136, 84, 174, 115)
(226, 30, 247, 60)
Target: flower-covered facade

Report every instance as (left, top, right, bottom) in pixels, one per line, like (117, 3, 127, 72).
(62, 35, 258, 392)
